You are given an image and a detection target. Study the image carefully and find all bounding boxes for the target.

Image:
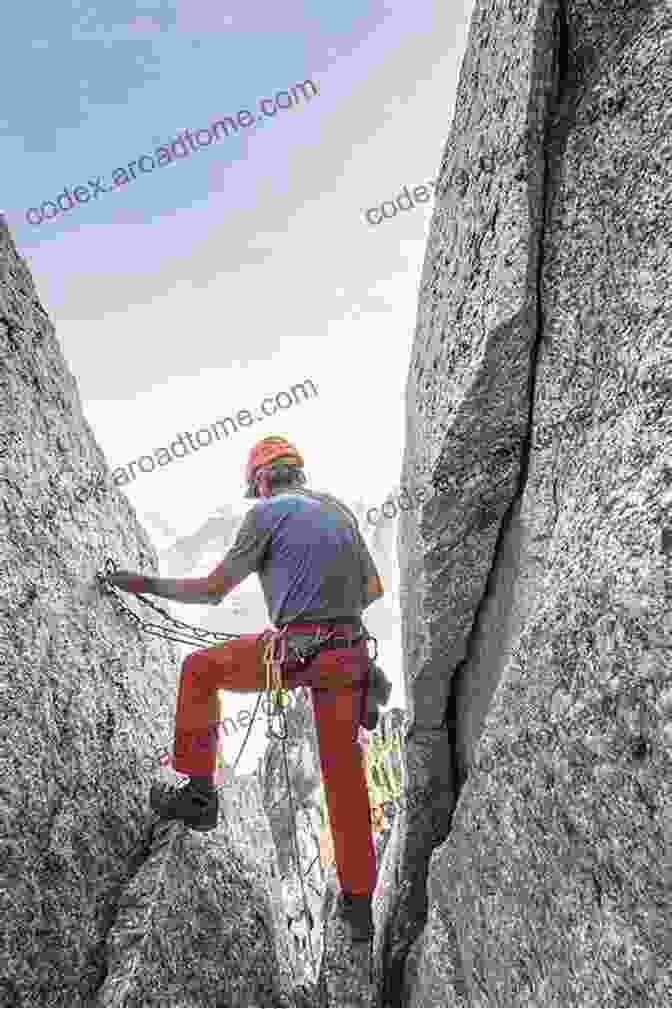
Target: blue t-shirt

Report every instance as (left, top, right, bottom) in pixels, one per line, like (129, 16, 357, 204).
(220, 488, 384, 625)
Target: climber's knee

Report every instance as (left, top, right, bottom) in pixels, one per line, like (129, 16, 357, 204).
(181, 651, 205, 678)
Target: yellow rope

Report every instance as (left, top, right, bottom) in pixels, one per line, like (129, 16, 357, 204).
(263, 630, 289, 708)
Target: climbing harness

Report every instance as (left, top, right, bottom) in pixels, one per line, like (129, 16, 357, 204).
(96, 557, 379, 988)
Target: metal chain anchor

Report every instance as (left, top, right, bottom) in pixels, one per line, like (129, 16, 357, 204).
(96, 558, 242, 647)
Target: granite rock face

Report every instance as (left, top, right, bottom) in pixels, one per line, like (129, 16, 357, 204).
(0, 216, 179, 1006)
(217, 771, 295, 989)
(0, 216, 302, 1007)
(385, 0, 671, 1006)
(260, 688, 326, 984)
(96, 815, 292, 1008)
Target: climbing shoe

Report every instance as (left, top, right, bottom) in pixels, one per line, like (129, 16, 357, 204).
(149, 778, 219, 832)
(361, 662, 393, 731)
(336, 892, 374, 941)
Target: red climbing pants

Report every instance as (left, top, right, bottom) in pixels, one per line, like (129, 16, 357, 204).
(172, 623, 377, 896)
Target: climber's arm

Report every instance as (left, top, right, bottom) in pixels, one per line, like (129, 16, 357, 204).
(103, 569, 244, 605)
(151, 568, 244, 605)
(104, 508, 270, 605)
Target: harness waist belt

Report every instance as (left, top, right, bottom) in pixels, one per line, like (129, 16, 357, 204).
(277, 621, 368, 668)
(314, 635, 366, 650)
(281, 621, 362, 634)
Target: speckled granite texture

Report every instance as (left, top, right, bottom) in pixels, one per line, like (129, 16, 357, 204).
(260, 688, 327, 985)
(0, 215, 180, 1006)
(96, 816, 292, 1008)
(382, 0, 671, 1006)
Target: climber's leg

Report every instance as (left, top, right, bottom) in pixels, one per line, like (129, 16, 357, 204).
(310, 667, 377, 899)
(149, 633, 270, 831)
(172, 633, 269, 777)
(311, 673, 377, 941)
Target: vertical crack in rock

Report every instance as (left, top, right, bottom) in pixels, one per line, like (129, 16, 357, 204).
(405, 0, 670, 1005)
(446, 0, 571, 804)
(95, 823, 179, 1007)
(88, 820, 158, 998)
(378, 3, 567, 1005)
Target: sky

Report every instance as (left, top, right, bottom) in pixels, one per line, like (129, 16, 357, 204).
(5, 0, 475, 774)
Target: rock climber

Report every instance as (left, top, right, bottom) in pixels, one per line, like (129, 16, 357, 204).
(103, 435, 392, 941)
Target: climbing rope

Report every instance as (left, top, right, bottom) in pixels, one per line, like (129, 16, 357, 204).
(96, 557, 365, 987)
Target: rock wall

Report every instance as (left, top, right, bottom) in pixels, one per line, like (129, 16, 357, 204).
(0, 216, 297, 1008)
(97, 818, 293, 1009)
(219, 772, 280, 871)
(218, 771, 295, 984)
(379, 1, 671, 1006)
(260, 688, 326, 984)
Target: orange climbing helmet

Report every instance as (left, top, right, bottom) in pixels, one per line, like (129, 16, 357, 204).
(244, 436, 304, 497)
